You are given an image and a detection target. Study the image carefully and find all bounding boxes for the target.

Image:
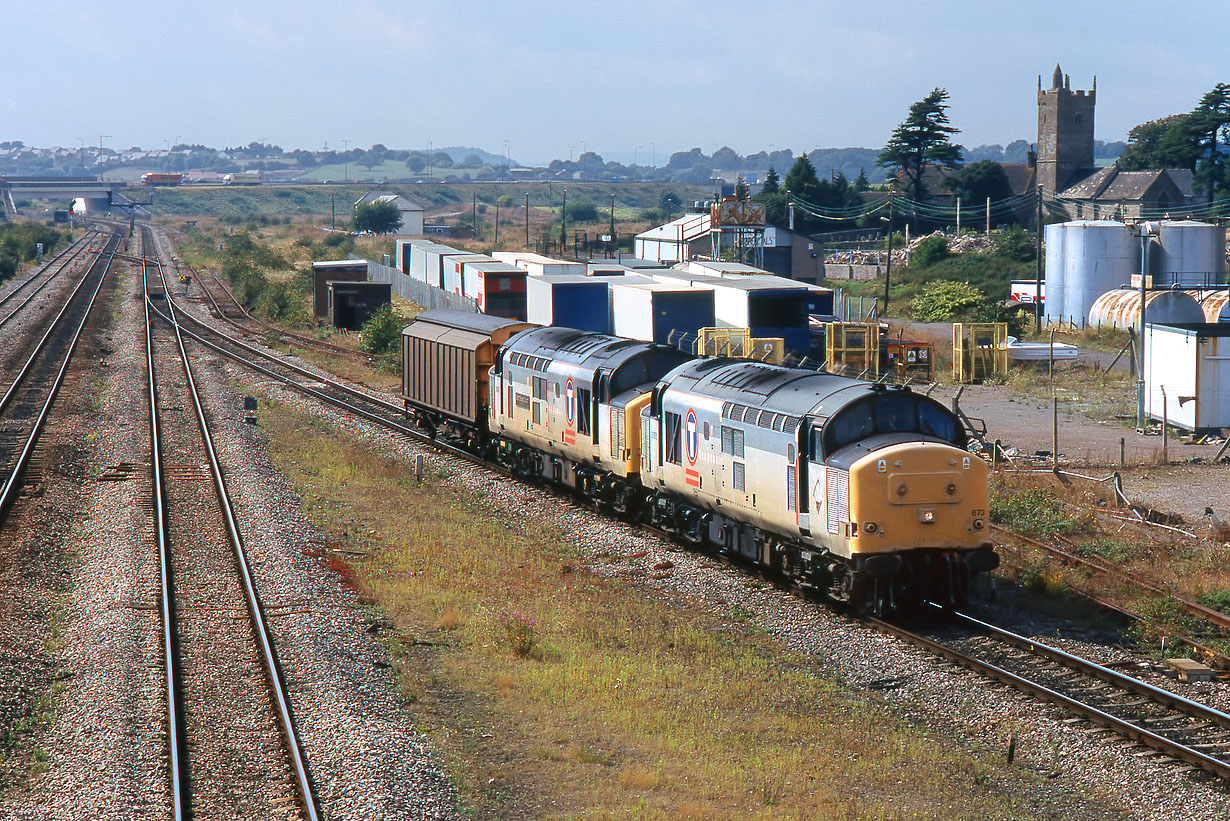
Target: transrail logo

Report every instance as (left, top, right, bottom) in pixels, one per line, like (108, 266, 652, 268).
(685, 408, 698, 466)
(565, 377, 575, 427)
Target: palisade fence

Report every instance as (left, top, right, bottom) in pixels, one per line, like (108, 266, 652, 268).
(353, 254, 479, 313)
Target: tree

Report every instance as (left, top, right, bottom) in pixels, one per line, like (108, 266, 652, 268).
(761, 167, 780, 194)
(352, 201, 402, 234)
(944, 160, 1013, 208)
(1191, 83, 1230, 198)
(734, 174, 749, 201)
(360, 305, 405, 358)
(854, 168, 870, 192)
(711, 146, 742, 169)
(784, 153, 821, 200)
(1118, 115, 1199, 171)
(877, 87, 964, 199)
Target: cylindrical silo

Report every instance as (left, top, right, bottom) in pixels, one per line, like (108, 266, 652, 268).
(1043, 223, 1066, 323)
(1155, 220, 1226, 287)
(1088, 289, 1204, 330)
(1061, 221, 1136, 325)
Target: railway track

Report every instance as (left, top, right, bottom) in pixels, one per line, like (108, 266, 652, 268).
(143, 241, 321, 819)
(164, 246, 373, 365)
(870, 605, 1230, 780)
(0, 230, 119, 522)
(0, 230, 100, 332)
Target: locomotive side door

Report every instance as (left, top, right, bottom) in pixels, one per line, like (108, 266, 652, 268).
(796, 415, 813, 536)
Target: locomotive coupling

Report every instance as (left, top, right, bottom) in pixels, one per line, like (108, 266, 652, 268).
(963, 548, 1000, 573)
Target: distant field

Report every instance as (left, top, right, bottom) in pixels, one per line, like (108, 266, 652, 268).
(144, 182, 712, 219)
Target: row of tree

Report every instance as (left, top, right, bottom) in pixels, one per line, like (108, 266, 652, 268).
(1117, 84, 1230, 199)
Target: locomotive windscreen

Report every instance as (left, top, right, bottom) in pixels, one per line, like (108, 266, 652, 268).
(819, 394, 963, 457)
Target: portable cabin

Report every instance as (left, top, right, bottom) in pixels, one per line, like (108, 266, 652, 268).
(327, 281, 391, 330)
(409, 242, 467, 288)
(493, 251, 586, 277)
(1144, 322, 1230, 432)
(312, 259, 368, 317)
(443, 254, 494, 294)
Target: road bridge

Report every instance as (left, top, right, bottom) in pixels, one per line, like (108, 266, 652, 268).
(0, 176, 127, 217)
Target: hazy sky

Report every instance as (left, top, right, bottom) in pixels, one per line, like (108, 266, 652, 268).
(4, 1, 1227, 165)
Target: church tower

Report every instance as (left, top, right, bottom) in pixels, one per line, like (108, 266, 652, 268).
(1037, 65, 1096, 194)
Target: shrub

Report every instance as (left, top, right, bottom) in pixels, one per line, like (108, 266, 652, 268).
(994, 227, 1036, 262)
(566, 201, 600, 222)
(359, 305, 404, 357)
(910, 235, 949, 268)
(989, 485, 1091, 537)
(909, 280, 986, 322)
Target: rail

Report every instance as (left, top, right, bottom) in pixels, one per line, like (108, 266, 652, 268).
(147, 234, 322, 821)
(0, 232, 118, 520)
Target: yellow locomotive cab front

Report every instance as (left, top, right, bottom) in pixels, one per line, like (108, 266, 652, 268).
(846, 441, 992, 556)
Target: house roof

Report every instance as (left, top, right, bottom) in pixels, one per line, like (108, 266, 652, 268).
(354, 192, 425, 211)
(1059, 167, 1190, 203)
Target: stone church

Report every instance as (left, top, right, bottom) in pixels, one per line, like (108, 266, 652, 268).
(1028, 65, 1198, 220)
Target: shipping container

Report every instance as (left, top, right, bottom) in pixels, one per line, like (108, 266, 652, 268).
(395, 238, 435, 274)
(1144, 323, 1230, 432)
(461, 260, 527, 319)
(609, 280, 715, 347)
(493, 251, 585, 277)
(311, 259, 368, 317)
(408, 242, 464, 287)
(443, 254, 494, 294)
(527, 275, 609, 332)
(650, 271, 811, 356)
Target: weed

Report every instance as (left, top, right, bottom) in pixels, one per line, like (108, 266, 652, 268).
(990, 484, 1091, 537)
(435, 608, 461, 631)
(499, 612, 537, 658)
(618, 764, 660, 790)
(1200, 589, 1230, 616)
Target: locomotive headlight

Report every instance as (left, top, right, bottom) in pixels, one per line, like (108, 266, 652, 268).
(896, 483, 908, 497)
(919, 509, 935, 524)
(946, 482, 957, 495)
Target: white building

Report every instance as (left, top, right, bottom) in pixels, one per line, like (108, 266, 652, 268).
(355, 192, 425, 236)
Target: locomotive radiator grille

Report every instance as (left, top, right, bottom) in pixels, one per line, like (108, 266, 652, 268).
(827, 468, 849, 534)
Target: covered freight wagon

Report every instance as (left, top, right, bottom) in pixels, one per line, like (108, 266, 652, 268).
(401, 310, 535, 441)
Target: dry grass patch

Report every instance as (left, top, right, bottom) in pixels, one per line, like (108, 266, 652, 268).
(261, 396, 1059, 819)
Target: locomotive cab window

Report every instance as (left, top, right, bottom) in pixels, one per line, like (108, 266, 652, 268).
(821, 395, 964, 457)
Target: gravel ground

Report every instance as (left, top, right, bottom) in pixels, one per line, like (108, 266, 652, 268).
(247, 354, 1230, 820)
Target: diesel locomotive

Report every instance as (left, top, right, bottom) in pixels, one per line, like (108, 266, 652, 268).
(403, 310, 997, 613)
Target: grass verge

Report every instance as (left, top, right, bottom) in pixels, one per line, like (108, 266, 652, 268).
(258, 394, 1059, 820)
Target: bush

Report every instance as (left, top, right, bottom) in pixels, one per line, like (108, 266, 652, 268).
(909, 280, 986, 322)
(910, 235, 949, 268)
(994, 227, 1036, 262)
(359, 305, 404, 357)
(254, 280, 305, 322)
(566, 201, 600, 222)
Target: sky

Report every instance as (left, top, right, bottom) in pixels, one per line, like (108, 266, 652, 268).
(4, 0, 1228, 166)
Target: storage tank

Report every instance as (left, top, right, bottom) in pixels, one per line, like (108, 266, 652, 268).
(1043, 223, 1066, 324)
(1188, 290, 1230, 322)
(1155, 220, 1225, 287)
(1087, 289, 1204, 330)
(1060, 221, 1137, 325)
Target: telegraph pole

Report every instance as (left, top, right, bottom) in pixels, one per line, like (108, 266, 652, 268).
(1035, 184, 1043, 335)
(524, 193, 530, 248)
(882, 187, 896, 315)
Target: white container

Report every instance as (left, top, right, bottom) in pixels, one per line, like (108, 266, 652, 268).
(527, 275, 609, 331)
(461, 260, 522, 300)
(409, 242, 461, 287)
(1144, 323, 1230, 431)
(1155, 220, 1226, 287)
(395, 238, 434, 274)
